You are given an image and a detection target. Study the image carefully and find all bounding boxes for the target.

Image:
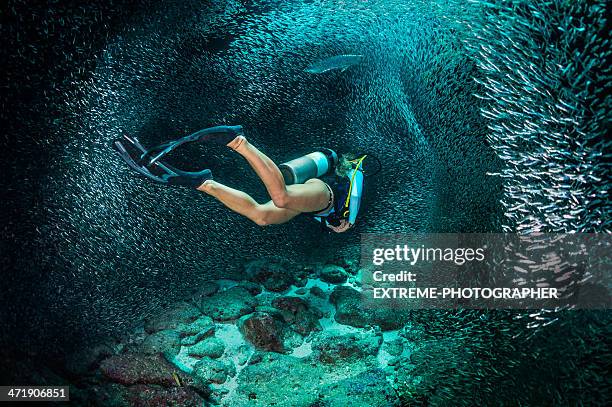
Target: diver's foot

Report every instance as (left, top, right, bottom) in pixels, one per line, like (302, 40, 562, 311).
(197, 179, 215, 193)
(227, 135, 247, 152)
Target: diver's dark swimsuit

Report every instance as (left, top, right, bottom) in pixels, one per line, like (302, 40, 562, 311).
(304, 182, 334, 216)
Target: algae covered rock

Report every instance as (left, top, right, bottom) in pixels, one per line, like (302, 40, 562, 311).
(238, 311, 288, 353)
(197, 286, 256, 321)
(140, 329, 181, 358)
(73, 382, 209, 407)
(272, 296, 323, 336)
(384, 338, 404, 357)
(237, 280, 263, 295)
(317, 369, 400, 406)
(244, 257, 307, 292)
(144, 302, 202, 334)
(100, 353, 190, 387)
(319, 264, 349, 284)
(311, 329, 382, 364)
(177, 315, 216, 346)
(310, 286, 326, 298)
(247, 350, 265, 365)
(235, 354, 323, 406)
(233, 352, 397, 406)
(193, 356, 236, 384)
(327, 256, 360, 275)
(330, 285, 411, 330)
(192, 281, 220, 299)
(236, 344, 251, 366)
(187, 337, 226, 359)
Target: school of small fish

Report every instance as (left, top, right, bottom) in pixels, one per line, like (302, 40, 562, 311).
(459, 0, 610, 234)
(3, 1, 609, 404)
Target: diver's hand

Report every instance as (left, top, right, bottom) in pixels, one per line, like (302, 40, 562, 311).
(328, 219, 353, 233)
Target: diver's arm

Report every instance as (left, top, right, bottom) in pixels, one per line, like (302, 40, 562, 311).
(327, 170, 363, 232)
(328, 219, 352, 232)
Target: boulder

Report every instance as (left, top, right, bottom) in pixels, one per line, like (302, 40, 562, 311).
(177, 315, 216, 346)
(235, 354, 323, 406)
(193, 357, 236, 384)
(384, 338, 404, 357)
(187, 337, 225, 359)
(238, 312, 288, 353)
(254, 305, 284, 317)
(272, 296, 323, 336)
(310, 286, 326, 298)
(198, 286, 256, 321)
(316, 369, 400, 406)
(237, 281, 263, 295)
(144, 302, 202, 334)
(311, 329, 382, 364)
(244, 257, 307, 292)
(319, 264, 349, 284)
(330, 286, 412, 330)
(100, 353, 192, 387)
(140, 330, 181, 358)
(191, 281, 220, 302)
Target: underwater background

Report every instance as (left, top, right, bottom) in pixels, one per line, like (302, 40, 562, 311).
(1, 0, 610, 405)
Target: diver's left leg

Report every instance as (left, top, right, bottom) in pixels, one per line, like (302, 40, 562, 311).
(198, 180, 301, 225)
(228, 137, 330, 212)
(255, 200, 303, 225)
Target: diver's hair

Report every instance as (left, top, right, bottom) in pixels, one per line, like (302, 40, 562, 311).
(335, 153, 356, 177)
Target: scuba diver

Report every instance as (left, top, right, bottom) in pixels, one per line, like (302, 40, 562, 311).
(113, 125, 367, 233)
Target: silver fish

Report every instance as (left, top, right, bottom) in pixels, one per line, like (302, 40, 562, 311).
(304, 54, 364, 74)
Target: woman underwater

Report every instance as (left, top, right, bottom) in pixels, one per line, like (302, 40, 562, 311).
(113, 125, 365, 233)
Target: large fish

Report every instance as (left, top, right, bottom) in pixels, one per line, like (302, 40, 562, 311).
(305, 54, 364, 74)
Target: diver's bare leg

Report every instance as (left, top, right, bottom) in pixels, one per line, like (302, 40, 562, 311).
(198, 180, 301, 225)
(227, 137, 330, 212)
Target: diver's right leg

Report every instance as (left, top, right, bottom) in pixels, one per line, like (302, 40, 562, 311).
(198, 180, 301, 225)
(227, 137, 330, 213)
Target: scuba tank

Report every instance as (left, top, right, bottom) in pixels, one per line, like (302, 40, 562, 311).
(320, 155, 367, 227)
(279, 149, 338, 185)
